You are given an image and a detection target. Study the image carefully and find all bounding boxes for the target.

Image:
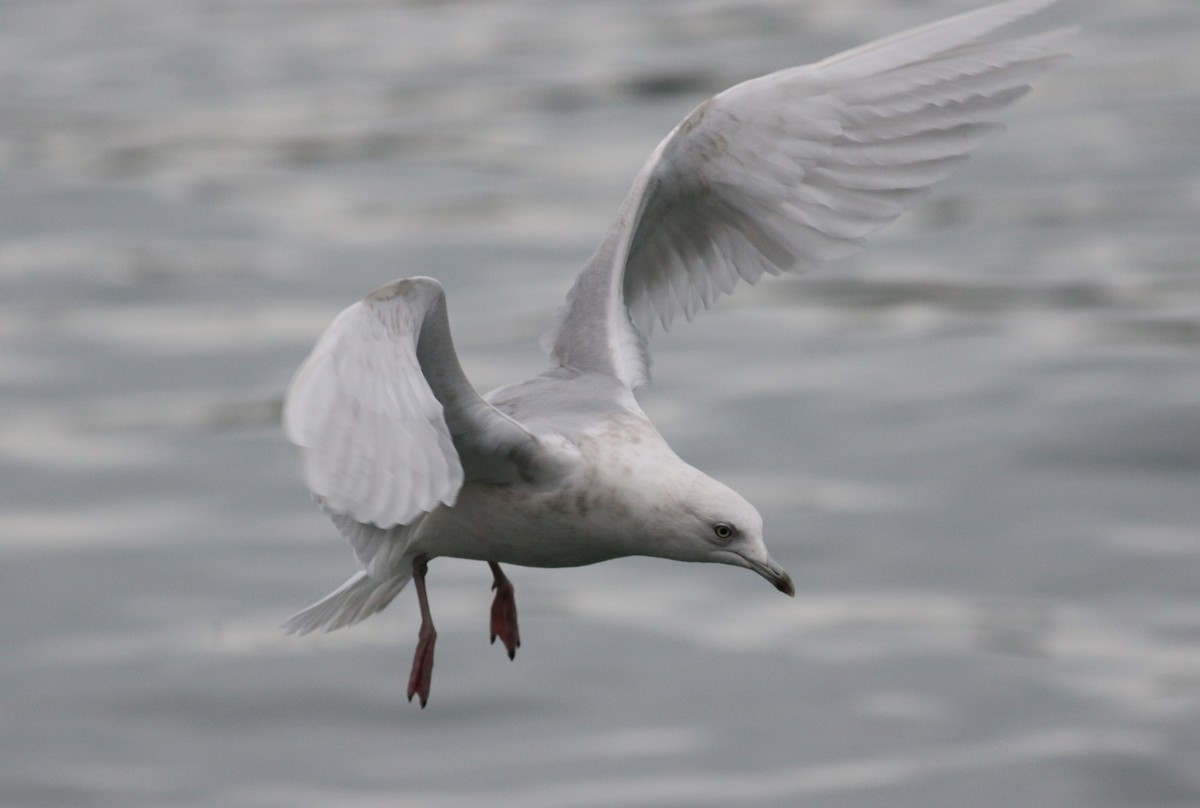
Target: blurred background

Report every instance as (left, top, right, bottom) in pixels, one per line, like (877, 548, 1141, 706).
(2, 0, 1198, 806)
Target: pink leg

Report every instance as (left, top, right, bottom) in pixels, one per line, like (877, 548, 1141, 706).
(406, 555, 437, 708)
(488, 561, 521, 660)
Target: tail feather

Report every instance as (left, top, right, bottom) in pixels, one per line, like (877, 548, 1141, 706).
(283, 570, 411, 635)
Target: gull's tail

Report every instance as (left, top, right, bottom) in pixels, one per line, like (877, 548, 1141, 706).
(283, 570, 411, 635)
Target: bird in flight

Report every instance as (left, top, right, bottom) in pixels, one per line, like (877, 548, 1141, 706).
(283, 0, 1072, 707)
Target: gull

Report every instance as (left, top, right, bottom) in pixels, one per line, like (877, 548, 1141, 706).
(282, 0, 1072, 706)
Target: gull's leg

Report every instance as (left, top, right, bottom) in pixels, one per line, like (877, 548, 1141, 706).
(406, 554, 436, 708)
(488, 561, 520, 660)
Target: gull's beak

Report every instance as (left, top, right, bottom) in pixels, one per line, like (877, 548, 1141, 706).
(749, 555, 795, 597)
(716, 550, 795, 597)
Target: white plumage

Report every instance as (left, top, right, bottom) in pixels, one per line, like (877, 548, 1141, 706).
(282, 0, 1073, 706)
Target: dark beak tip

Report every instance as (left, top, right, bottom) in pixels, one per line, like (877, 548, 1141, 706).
(775, 572, 795, 598)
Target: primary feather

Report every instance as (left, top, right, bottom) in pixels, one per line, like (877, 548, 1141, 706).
(547, 0, 1074, 389)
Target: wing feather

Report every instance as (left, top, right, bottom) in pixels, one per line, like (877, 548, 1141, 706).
(546, 0, 1073, 388)
(285, 277, 570, 546)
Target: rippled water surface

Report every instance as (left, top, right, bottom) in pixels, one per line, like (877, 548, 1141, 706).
(3, 1, 1199, 806)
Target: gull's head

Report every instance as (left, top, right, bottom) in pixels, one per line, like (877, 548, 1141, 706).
(659, 472, 794, 597)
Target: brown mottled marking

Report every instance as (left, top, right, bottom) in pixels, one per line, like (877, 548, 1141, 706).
(366, 280, 407, 302)
(574, 490, 590, 516)
(678, 98, 713, 135)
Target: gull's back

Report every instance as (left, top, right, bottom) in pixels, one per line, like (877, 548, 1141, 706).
(485, 369, 648, 441)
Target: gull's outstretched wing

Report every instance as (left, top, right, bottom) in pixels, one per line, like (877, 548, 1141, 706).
(547, 0, 1074, 389)
(285, 277, 565, 536)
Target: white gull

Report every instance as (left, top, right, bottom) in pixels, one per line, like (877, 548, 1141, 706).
(282, 0, 1073, 706)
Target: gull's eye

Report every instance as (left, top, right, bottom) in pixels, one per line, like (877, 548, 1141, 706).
(712, 522, 736, 542)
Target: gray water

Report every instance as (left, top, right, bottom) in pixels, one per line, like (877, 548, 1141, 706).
(3, 1, 1199, 806)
